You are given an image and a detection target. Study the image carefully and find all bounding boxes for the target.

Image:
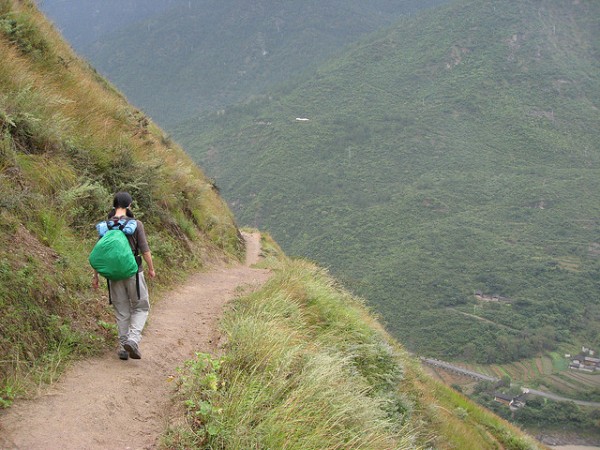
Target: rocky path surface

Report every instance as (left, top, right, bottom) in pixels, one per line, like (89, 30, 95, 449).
(0, 232, 271, 450)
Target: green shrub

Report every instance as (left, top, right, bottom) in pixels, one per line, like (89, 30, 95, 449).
(59, 181, 111, 230)
(0, 9, 50, 59)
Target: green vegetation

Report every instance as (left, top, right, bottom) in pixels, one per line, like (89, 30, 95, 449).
(473, 388, 600, 437)
(177, 0, 600, 366)
(57, 0, 447, 125)
(0, 3, 571, 445)
(514, 398, 600, 433)
(0, 0, 241, 407)
(550, 352, 569, 372)
(166, 257, 543, 449)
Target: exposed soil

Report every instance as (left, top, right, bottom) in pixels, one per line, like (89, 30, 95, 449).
(0, 232, 271, 450)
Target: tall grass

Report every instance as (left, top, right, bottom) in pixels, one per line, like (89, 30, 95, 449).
(166, 259, 417, 449)
(166, 257, 545, 449)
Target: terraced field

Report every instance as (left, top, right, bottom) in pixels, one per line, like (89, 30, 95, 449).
(465, 353, 600, 400)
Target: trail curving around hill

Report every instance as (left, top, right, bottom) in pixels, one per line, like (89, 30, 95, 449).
(0, 232, 271, 450)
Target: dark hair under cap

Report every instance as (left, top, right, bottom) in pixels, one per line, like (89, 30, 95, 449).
(113, 191, 133, 209)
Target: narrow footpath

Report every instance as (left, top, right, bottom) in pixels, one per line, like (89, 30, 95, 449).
(0, 232, 271, 450)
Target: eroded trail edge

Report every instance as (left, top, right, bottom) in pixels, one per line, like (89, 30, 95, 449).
(0, 232, 271, 450)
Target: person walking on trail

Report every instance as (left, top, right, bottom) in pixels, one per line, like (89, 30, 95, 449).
(92, 191, 156, 360)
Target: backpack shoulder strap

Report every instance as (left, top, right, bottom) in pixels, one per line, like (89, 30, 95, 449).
(120, 218, 138, 235)
(96, 221, 110, 237)
(106, 217, 137, 234)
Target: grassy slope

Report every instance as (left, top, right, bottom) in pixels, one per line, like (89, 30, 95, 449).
(0, 0, 241, 406)
(177, 0, 600, 366)
(166, 238, 545, 449)
(71, 0, 446, 125)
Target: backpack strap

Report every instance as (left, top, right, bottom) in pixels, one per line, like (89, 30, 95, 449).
(107, 217, 134, 231)
(136, 272, 141, 301)
(106, 277, 140, 305)
(120, 218, 141, 301)
(118, 218, 137, 234)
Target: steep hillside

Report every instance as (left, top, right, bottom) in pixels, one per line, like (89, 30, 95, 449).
(0, 0, 241, 405)
(40, 0, 447, 125)
(166, 238, 545, 449)
(177, 0, 600, 367)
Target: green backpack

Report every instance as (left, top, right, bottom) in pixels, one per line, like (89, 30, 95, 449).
(89, 229, 138, 281)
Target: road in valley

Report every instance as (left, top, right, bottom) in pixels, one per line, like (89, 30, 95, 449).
(421, 357, 600, 408)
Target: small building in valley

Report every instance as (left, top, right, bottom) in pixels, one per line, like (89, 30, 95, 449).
(493, 393, 526, 410)
(474, 290, 512, 303)
(569, 347, 600, 372)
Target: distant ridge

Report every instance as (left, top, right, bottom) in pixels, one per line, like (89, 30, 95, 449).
(39, 0, 448, 125)
(177, 0, 600, 366)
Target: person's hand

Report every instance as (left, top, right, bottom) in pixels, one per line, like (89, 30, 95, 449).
(147, 268, 156, 279)
(92, 274, 99, 289)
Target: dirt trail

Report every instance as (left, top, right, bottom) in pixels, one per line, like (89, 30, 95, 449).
(0, 232, 271, 450)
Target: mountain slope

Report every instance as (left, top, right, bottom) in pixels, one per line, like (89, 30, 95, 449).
(167, 246, 545, 449)
(35, 0, 180, 50)
(40, 0, 447, 125)
(0, 0, 241, 405)
(177, 0, 600, 365)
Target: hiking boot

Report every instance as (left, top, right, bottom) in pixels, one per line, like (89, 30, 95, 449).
(118, 349, 129, 360)
(124, 340, 142, 359)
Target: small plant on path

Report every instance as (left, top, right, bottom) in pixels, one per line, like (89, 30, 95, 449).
(168, 353, 224, 447)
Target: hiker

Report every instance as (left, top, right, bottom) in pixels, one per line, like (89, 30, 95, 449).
(92, 191, 156, 360)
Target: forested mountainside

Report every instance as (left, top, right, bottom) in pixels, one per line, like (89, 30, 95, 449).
(177, 0, 600, 367)
(35, 0, 180, 50)
(38, 0, 447, 126)
(0, 0, 240, 403)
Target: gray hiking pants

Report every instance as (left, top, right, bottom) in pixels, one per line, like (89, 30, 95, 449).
(109, 272, 150, 347)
